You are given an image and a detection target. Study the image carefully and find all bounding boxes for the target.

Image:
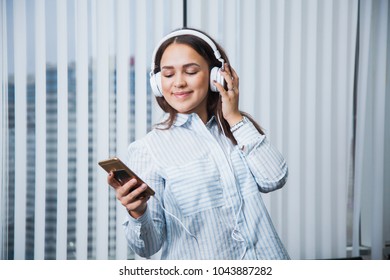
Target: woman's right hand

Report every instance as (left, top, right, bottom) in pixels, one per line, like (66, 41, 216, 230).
(107, 172, 150, 219)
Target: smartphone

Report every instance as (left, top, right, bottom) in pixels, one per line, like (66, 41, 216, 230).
(98, 157, 155, 196)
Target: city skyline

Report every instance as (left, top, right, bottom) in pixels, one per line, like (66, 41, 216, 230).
(5, 59, 153, 259)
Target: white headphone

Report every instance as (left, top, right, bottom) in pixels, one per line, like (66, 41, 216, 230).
(149, 29, 225, 97)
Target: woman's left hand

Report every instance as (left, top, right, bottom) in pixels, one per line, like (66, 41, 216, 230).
(213, 64, 243, 126)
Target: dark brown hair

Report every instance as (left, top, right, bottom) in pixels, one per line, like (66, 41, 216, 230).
(152, 28, 263, 144)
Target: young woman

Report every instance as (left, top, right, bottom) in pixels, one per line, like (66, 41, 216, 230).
(108, 28, 289, 260)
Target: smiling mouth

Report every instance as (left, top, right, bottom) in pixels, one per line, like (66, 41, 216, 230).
(173, 91, 191, 98)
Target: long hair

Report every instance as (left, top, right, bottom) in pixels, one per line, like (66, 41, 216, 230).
(152, 28, 264, 145)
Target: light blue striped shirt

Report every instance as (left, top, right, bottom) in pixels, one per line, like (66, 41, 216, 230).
(124, 113, 289, 259)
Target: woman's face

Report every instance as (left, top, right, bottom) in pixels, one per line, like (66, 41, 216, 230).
(160, 43, 210, 121)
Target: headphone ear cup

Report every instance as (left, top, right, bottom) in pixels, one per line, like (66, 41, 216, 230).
(150, 72, 163, 97)
(210, 67, 225, 92)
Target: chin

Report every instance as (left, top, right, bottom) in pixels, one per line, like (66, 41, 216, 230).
(172, 105, 194, 114)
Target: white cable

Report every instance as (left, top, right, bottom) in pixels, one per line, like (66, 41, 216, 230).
(152, 195, 200, 250)
(216, 114, 243, 225)
(216, 114, 247, 259)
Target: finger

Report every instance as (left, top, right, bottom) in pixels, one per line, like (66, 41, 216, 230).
(132, 183, 149, 199)
(116, 178, 138, 198)
(134, 194, 150, 204)
(125, 195, 150, 213)
(223, 63, 233, 76)
(229, 67, 239, 87)
(226, 65, 239, 90)
(221, 66, 233, 85)
(107, 172, 121, 189)
(122, 183, 149, 204)
(221, 64, 237, 90)
(213, 80, 229, 98)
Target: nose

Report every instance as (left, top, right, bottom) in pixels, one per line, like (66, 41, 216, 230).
(174, 73, 186, 88)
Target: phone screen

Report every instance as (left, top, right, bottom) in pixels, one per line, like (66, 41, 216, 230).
(113, 169, 132, 186)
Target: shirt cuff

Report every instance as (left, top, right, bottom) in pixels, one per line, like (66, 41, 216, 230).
(232, 117, 265, 148)
(125, 206, 152, 228)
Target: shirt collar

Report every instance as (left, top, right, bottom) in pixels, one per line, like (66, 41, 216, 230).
(205, 115, 216, 128)
(173, 113, 193, 127)
(170, 113, 216, 128)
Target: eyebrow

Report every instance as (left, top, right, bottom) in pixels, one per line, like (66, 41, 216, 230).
(161, 63, 201, 70)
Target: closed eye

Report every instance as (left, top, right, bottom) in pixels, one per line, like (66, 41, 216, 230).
(161, 70, 174, 78)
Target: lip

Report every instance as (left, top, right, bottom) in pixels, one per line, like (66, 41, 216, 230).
(173, 91, 192, 98)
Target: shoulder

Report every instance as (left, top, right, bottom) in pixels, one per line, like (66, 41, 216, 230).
(128, 130, 154, 151)
(127, 128, 168, 155)
(126, 132, 157, 169)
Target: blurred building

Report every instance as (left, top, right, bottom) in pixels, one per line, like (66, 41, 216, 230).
(5, 57, 151, 259)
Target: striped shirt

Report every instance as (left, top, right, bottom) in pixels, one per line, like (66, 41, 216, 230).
(124, 113, 289, 259)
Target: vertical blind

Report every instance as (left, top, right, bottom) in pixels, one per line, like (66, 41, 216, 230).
(75, 0, 89, 260)
(12, 0, 28, 260)
(0, 0, 8, 260)
(34, 0, 46, 260)
(353, 0, 389, 260)
(1, 0, 389, 260)
(56, 0, 68, 260)
(186, 0, 357, 259)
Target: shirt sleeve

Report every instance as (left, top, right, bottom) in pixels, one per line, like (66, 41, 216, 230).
(122, 139, 166, 258)
(232, 118, 288, 193)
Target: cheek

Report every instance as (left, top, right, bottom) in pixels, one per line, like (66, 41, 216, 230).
(193, 73, 210, 91)
(161, 77, 172, 93)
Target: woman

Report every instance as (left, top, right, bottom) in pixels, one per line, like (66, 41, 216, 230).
(108, 28, 289, 260)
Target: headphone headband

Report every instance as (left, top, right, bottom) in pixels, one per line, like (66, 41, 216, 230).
(150, 29, 224, 73)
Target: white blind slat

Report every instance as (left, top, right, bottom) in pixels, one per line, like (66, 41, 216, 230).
(187, 0, 203, 29)
(75, 0, 89, 260)
(285, 0, 302, 258)
(207, 0, 219, 39)
(353, 0, 375, 258)
(239, 0, 256, 119)
(96, 0, 110, 260)
(362, 0, 388, 260)
(333, 0, 351, 258)
(150, 0, 166, 126)
(115, 0, 131, 260)
(56, 0, 69, 260)
(302, 0, 318, 260)
(272, 0, 285, 152)
(116, 0, 130, 160)
(169, 0, 183, 31)
(134, 0, 148, 138)
(13, 0, 27, 260)
(34, 0, 47, 260)
(222, 0, 239, 72)
(257, 0, 271, 133)
(270, 0, 286, 242)
(318, 0, 333, 259)
(0, 0, 9, 260)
